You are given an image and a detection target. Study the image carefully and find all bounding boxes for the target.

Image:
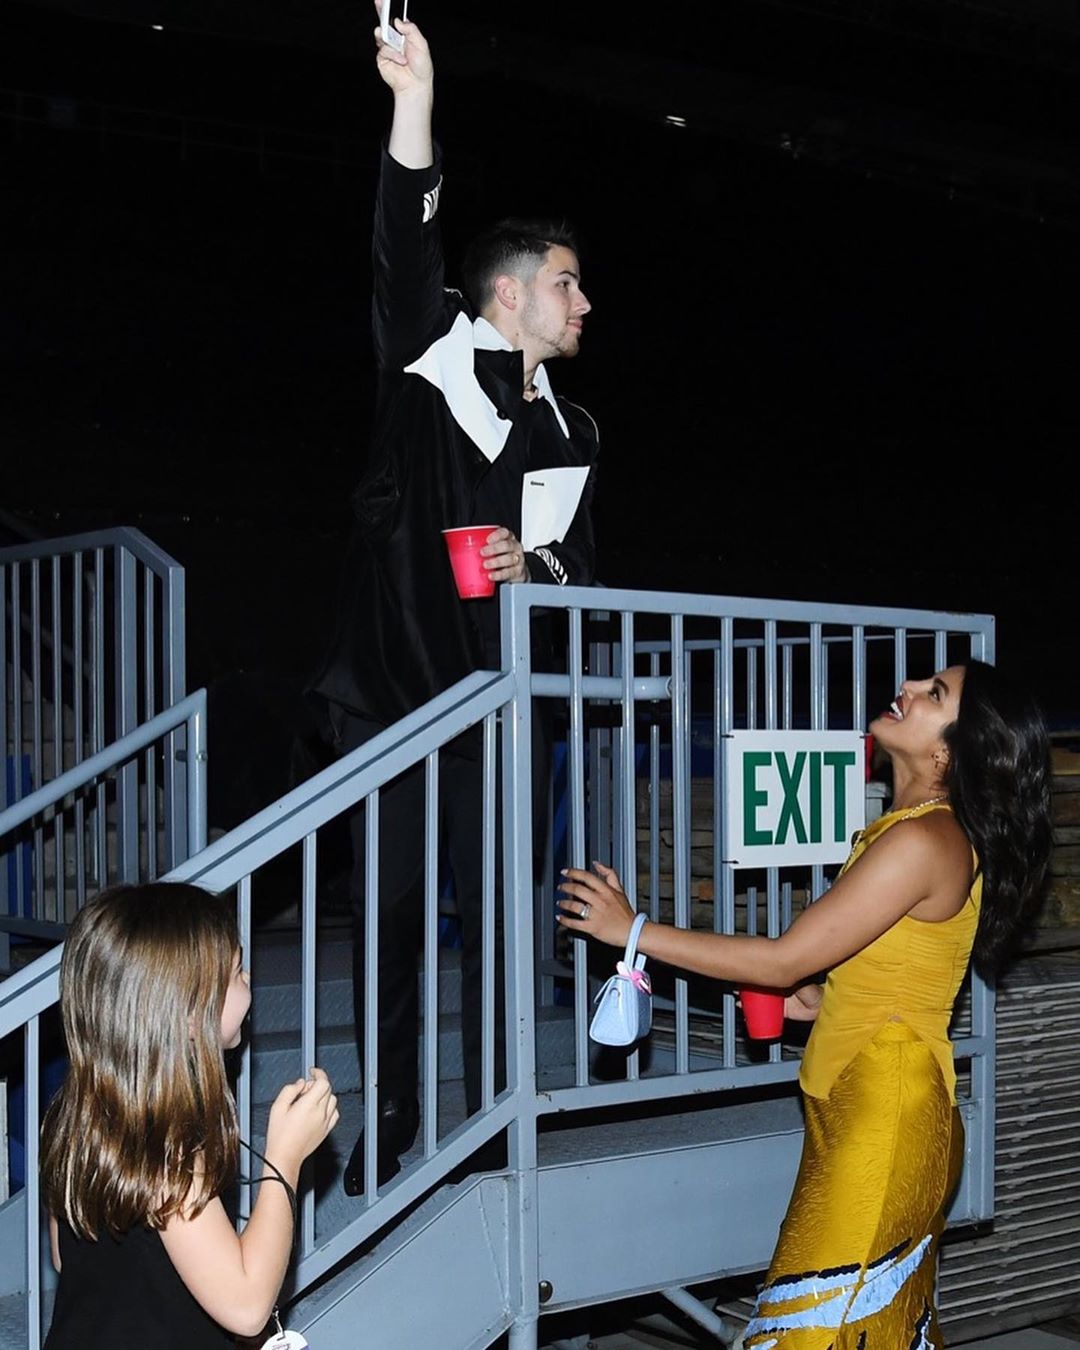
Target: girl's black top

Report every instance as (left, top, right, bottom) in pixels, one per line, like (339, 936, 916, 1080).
(45, 1217, 236, 1348)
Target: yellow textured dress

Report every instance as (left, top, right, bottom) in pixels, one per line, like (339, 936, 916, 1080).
(744, 801, 981, 1350)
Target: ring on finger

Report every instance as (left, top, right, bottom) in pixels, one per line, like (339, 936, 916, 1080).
(580, 902, 591, 919)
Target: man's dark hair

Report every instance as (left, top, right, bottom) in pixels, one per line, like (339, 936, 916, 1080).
(461, 218, 580, 313)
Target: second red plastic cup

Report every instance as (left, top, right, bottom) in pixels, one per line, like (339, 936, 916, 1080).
(442, 525, 497, 599)
(740, 987, 785, 1040)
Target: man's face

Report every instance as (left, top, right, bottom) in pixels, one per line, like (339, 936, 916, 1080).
(517, 246, 591, 363)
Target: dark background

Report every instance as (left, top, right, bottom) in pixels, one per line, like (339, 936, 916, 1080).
(3, 0, 1078, 736)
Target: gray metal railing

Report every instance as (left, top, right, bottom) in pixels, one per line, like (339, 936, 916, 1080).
(524, 591, 996, 1223)
(0, 585, 997, 1349)
(1, 528, 186, 953)
(0, 689, 207, 1346)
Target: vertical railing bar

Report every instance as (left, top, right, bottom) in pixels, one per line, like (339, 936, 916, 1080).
(364, 791, 380, 1197)
(589, 623, 613, 883)
(782, 642, 793, 731)
(764, 621, 778, 732)
(713, 646, 723, 945)
(649, 651, 661, 926)
(764, 622, 782, 1064)
(810, 622, 826, 906)
(620, 611, 641, 1082)
(236, 873, 253, 1234)
(73, 553, 87, 907)
(811, 622, 826, 733)
(93, 549, 106, 887)
(51, 557, 64, 921)
(671, 614, 690, 1076)
(843, 622, 867, 923)
(970, 616, 996, 1216)
(821, 639, 830, 730)
(0, 562, 8, 925)
(501, 583, 541, 1345)
(852, 625, 866, 742)
(720, 617, 736, 1069)
(115, 545, 139, 883)
(568, 608, 589, 1087)
(610, 638, 624, 890)
(187, 698, 208, 859)
(423, 751, 440, 1151)
(746, 645, 757, 731)
(745, 643, 758, 939)
(31, 559, 45, 919)
(27, 1014, 42, 1350)
(144, 566, 158, 879)
(781, 625, 796, 932)
(894, 627, 907, 696)
(163, 561, 185, 869)
(482, 711, 497, 1111)
(935, 628, 948, 673)
(536, 736, 556, 1010)
(12, 564, 27, 920)
(301, 832, 317, 1254)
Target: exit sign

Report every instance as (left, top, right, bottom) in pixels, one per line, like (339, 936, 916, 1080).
(723, 731, 866, 866)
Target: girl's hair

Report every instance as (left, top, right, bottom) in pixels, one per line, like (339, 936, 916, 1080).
(944, 660, 1052, 977)
(41, 882, 240, 1237)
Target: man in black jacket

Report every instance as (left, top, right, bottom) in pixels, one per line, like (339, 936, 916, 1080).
(311, 14, 599, 1194)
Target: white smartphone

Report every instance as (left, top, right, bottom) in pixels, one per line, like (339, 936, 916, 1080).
(380, 0, 408, 53)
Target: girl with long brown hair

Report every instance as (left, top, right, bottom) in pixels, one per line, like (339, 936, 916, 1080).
(41, 882, 339, 1347)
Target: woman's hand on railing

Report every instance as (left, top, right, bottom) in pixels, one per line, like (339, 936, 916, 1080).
(557, 862, 636, 948)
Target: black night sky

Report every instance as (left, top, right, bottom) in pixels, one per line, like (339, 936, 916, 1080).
(4, 0, 1079, 742)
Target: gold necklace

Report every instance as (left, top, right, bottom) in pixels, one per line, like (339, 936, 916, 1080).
(849, 794, 948, 852)
(887, 794, 948, 821)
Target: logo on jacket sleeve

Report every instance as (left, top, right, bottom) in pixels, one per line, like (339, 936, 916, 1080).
(422, 177, 443, 224)
(535, 548, 568, 585)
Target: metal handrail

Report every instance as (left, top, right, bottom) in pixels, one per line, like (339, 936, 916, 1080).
(0, 584, 999, 1348)
(1, 526, 188, 933)
(0, 688, 207, 1038)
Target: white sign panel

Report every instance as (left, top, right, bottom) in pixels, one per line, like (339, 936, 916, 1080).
(723, 731, 866, 867)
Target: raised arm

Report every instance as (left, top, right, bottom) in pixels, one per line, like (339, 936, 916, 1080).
(160, 1069, 338, 1338)
(558, 816, 967, 990)
(376, 9, 433, 169)
(371, 15, 447, 370)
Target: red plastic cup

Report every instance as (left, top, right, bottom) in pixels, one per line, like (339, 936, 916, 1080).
(740, 987, 785, 1040)
(442, 525, 497, 599)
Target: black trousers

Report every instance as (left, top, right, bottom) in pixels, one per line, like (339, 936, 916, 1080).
(329, 703, 550, 1117)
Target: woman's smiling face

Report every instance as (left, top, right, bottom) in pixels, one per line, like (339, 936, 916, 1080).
(870, 666, 965, 764)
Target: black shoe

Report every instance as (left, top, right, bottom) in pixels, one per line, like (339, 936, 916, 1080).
(342, 1097, 419, 1197)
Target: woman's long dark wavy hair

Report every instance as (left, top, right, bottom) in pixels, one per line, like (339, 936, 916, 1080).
(944, 660, 1052, 977)
(41, 882, 239, 1238)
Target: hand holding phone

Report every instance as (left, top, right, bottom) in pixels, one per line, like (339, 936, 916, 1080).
(380, 0, 408, 53)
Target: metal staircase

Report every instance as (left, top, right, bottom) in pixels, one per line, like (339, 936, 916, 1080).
(2, 572, 1025, 1348)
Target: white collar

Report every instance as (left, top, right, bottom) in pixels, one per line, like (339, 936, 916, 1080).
(472, 317, 568, 435)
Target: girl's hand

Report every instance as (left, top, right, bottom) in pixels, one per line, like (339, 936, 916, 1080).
(783, 983, 824, 1022)
(266, 1067, 339, 1170)
(557, 862, 636, 948)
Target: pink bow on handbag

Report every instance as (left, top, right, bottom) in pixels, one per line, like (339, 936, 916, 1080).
(616, 961, 651, 993)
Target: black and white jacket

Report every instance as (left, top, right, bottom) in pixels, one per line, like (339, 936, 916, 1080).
(312, 146, 599, 726)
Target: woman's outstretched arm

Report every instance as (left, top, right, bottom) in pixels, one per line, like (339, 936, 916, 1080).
(558, 814, 963, 989)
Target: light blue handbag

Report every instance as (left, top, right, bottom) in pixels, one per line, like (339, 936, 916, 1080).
(588, 912, 653, 1047)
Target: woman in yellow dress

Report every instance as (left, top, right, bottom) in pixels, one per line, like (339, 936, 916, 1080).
(558, 660, 1051, 1349)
